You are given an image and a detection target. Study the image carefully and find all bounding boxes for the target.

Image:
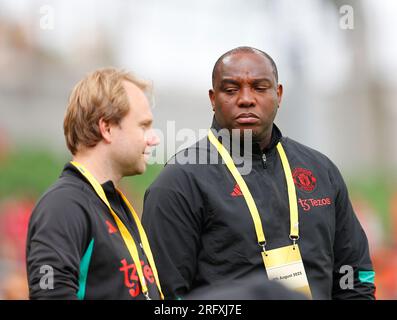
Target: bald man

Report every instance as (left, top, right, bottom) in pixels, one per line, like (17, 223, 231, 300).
(142, 47, 375, 300)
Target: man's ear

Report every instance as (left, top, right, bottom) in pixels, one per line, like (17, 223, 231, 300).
(209, 89, 215, 111)
(98, 118, 112, 143)
(277, 84, 283, 106)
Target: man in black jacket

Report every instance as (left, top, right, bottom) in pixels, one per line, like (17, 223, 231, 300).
(142, 47, 376, 300)
(26, 68, 163, 299)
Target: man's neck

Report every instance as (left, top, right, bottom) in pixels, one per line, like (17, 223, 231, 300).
(255, 126, 273, 151)
(257, 136, 271, 151)
(73, 151, 121, 186)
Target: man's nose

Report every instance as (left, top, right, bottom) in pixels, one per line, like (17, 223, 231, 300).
(146, 130, 160, 147)
(237, 87, 255, 108)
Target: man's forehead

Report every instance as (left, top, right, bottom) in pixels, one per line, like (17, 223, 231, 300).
(123, 80, 146, 99)
(122, 81, 152, 118)
(216, 52, 274, 81)
(123, 81, 150, 105)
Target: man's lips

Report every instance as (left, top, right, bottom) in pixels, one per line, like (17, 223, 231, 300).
(235, 113, 259, 124)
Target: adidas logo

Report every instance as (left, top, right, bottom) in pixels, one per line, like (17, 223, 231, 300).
(231, 184, 243, 197)
(106, 220, 118, 234)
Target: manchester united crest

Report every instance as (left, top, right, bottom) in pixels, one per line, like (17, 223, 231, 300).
(292, 168, 317, 193)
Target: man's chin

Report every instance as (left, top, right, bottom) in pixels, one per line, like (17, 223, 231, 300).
(134, 164, 146, 176)
(233, 126, 261, 135)
(122, 163, 146, 177)
(240, 133, 270, 149)
(235, 128, 262, 140)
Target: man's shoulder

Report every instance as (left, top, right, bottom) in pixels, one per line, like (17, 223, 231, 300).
(40, 174, 90, 203)
(148, 137, 213, 191)
(31, 174, 94, 221)
(165, 136, 211, 166)
(282, 136, 336, 170)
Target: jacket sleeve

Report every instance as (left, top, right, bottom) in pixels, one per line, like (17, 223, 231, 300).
(26, 188, 90, 300)
(142, 164, 204, 299)
(330, 163, 376, 299)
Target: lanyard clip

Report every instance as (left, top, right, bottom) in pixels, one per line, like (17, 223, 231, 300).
(289, 235, 299, 249)
(259, 241, 267, 256)
(144, 291, 151, 300)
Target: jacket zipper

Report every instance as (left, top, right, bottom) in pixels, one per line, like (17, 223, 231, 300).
(262, 153, 267, 169)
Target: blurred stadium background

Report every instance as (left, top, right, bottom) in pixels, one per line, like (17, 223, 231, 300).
(1, 0, 396, 299)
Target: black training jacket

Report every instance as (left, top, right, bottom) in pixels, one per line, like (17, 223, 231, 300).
(142, 118, 376, 300)
(26, 163, 160, 300)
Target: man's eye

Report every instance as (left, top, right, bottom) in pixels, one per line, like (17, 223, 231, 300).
(256, 87, 268, 92)
(225, 88, 238, 94)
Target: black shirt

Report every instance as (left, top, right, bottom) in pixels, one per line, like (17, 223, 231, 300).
(142, 118, 376, 300)
(26, 163, 161, 300)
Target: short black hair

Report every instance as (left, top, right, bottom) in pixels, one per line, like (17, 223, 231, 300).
(211, 46, 278, 87)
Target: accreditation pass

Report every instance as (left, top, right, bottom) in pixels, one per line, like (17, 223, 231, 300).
(262, 244, 312, 298)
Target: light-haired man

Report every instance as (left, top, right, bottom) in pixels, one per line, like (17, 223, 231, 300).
(26, 68, 163, 300)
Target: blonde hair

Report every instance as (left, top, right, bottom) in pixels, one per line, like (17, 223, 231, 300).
(63, 68, 150, 155)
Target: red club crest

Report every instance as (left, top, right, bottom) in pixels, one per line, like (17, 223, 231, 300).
(292, 168, 317, 192)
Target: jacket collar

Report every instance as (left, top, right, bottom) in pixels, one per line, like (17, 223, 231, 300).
(62, 162, 118, 193)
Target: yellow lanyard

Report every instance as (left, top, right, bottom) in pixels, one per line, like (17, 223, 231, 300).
(70, 161, 164, 300)
(208, 130, 299, 248)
